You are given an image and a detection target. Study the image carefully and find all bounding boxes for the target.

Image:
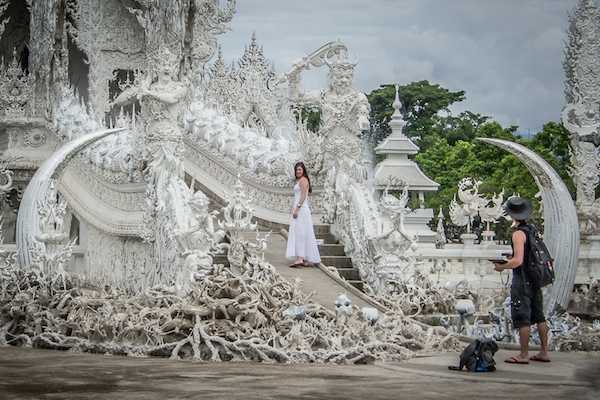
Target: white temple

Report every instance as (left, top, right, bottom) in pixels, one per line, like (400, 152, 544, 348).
(374, 85, 439, 242)
(0, 0, 595, 350)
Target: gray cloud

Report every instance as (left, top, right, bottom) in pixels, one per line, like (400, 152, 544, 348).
(218, 0, 579, 134)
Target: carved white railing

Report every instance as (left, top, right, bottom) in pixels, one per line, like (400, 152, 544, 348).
(329, 179, 418, 295)
(16, 128, 125, 267)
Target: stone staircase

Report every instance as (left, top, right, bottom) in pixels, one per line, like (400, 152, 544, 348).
(314, 226, 364, 292)
(205, 205, 364, 293)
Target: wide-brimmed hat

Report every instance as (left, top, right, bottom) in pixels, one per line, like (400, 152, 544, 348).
(503, 196, 532, 220)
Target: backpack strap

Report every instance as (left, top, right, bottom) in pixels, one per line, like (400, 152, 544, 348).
(515, 224, 533, 275)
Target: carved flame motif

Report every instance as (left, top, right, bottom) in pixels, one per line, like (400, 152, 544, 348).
(0, 49, 33, 117)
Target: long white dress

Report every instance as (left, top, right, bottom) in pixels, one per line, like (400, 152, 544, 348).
(286, 181, 321, 264)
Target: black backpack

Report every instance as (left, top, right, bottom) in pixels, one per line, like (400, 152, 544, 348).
(448, 339, 498, 372)
(519, 224, 555, 290)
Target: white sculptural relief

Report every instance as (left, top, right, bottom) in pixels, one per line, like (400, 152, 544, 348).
(31, 180, 75, 287)
(448, 177, 504, 242)
(203, 34, 280, 136)
(449, 178, 486, 234)
(367, 184, 419, 292)
(479, 191, 505, 229)
(0, 0, 9, 41)
(562, 0, 600, 235)
(173, 182, 226, 288)
(184, 100, 298, 181)
(7, 0, 421, 310)
(0, 49, 34, 118)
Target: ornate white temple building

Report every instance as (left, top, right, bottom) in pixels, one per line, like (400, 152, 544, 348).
(0, 0, 595, 320)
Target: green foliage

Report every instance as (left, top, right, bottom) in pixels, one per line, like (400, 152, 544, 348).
(367, 81, 465, 144)
(415, 120, 575, 241)
(294, 105, 322, 132)
(366, 80, 575, 241)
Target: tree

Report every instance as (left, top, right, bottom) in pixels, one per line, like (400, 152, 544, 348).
(415, 118, 576, 241)
(366, 81, 466, 145)
(528, 122, 575, 195)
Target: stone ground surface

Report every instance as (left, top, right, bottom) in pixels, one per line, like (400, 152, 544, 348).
(0, 346, 598, 400)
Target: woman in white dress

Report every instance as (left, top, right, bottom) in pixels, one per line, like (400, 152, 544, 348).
(286, 162, 321, 267)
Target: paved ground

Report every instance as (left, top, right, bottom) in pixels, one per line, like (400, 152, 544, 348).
(0, 346, 597, 400)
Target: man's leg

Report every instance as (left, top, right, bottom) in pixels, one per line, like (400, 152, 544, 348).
(505, 324, 530, 363)
(532, 322, 551, 361)
(518, 325, 530, 360)
(506, 284, 531, 363)
(531, 289, 551, 362)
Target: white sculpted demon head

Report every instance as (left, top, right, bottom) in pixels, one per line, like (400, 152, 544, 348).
(326, 52, 357, 96)
(149, 45, 180, 82)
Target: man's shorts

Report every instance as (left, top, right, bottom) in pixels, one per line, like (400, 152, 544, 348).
(511, 282, 546, 329)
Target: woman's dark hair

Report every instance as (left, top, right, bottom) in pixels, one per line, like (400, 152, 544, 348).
(294, 162, 312, 193)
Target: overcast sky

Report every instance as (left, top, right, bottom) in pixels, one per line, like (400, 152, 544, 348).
(218, 0, 580, 136)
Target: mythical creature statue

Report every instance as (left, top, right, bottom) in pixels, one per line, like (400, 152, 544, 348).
(188, 0, 236, 71)
(368, 184, 418, 290)
(319, 54, 371, 138)
(174, 184, 225, 284)
(114, 46, 189, 157)
(449, 178, 488, 234)
(434, 208, 447, 249)
(479, 190, 505, 240)
(286, 44, 370, 163)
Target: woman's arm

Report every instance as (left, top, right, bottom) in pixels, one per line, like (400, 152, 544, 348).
(297, 178, 308, 207)
(292, 178, 309, 218)
(495, 230, 526, 271)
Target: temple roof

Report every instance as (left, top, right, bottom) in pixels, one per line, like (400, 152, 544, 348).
(374, 85, 439, 191)
(374, 160, 439, 191)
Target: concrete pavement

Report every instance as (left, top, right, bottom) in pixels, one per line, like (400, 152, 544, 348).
(0, 346, 597, 400)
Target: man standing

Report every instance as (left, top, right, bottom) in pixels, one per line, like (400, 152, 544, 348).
(493, 197, 551, 364)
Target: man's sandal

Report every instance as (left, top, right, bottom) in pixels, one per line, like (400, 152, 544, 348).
(504, 356, 529, 364)
(530, 355, 551, 363)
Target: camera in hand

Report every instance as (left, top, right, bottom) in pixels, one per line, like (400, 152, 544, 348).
(488, 251, 512, 264)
